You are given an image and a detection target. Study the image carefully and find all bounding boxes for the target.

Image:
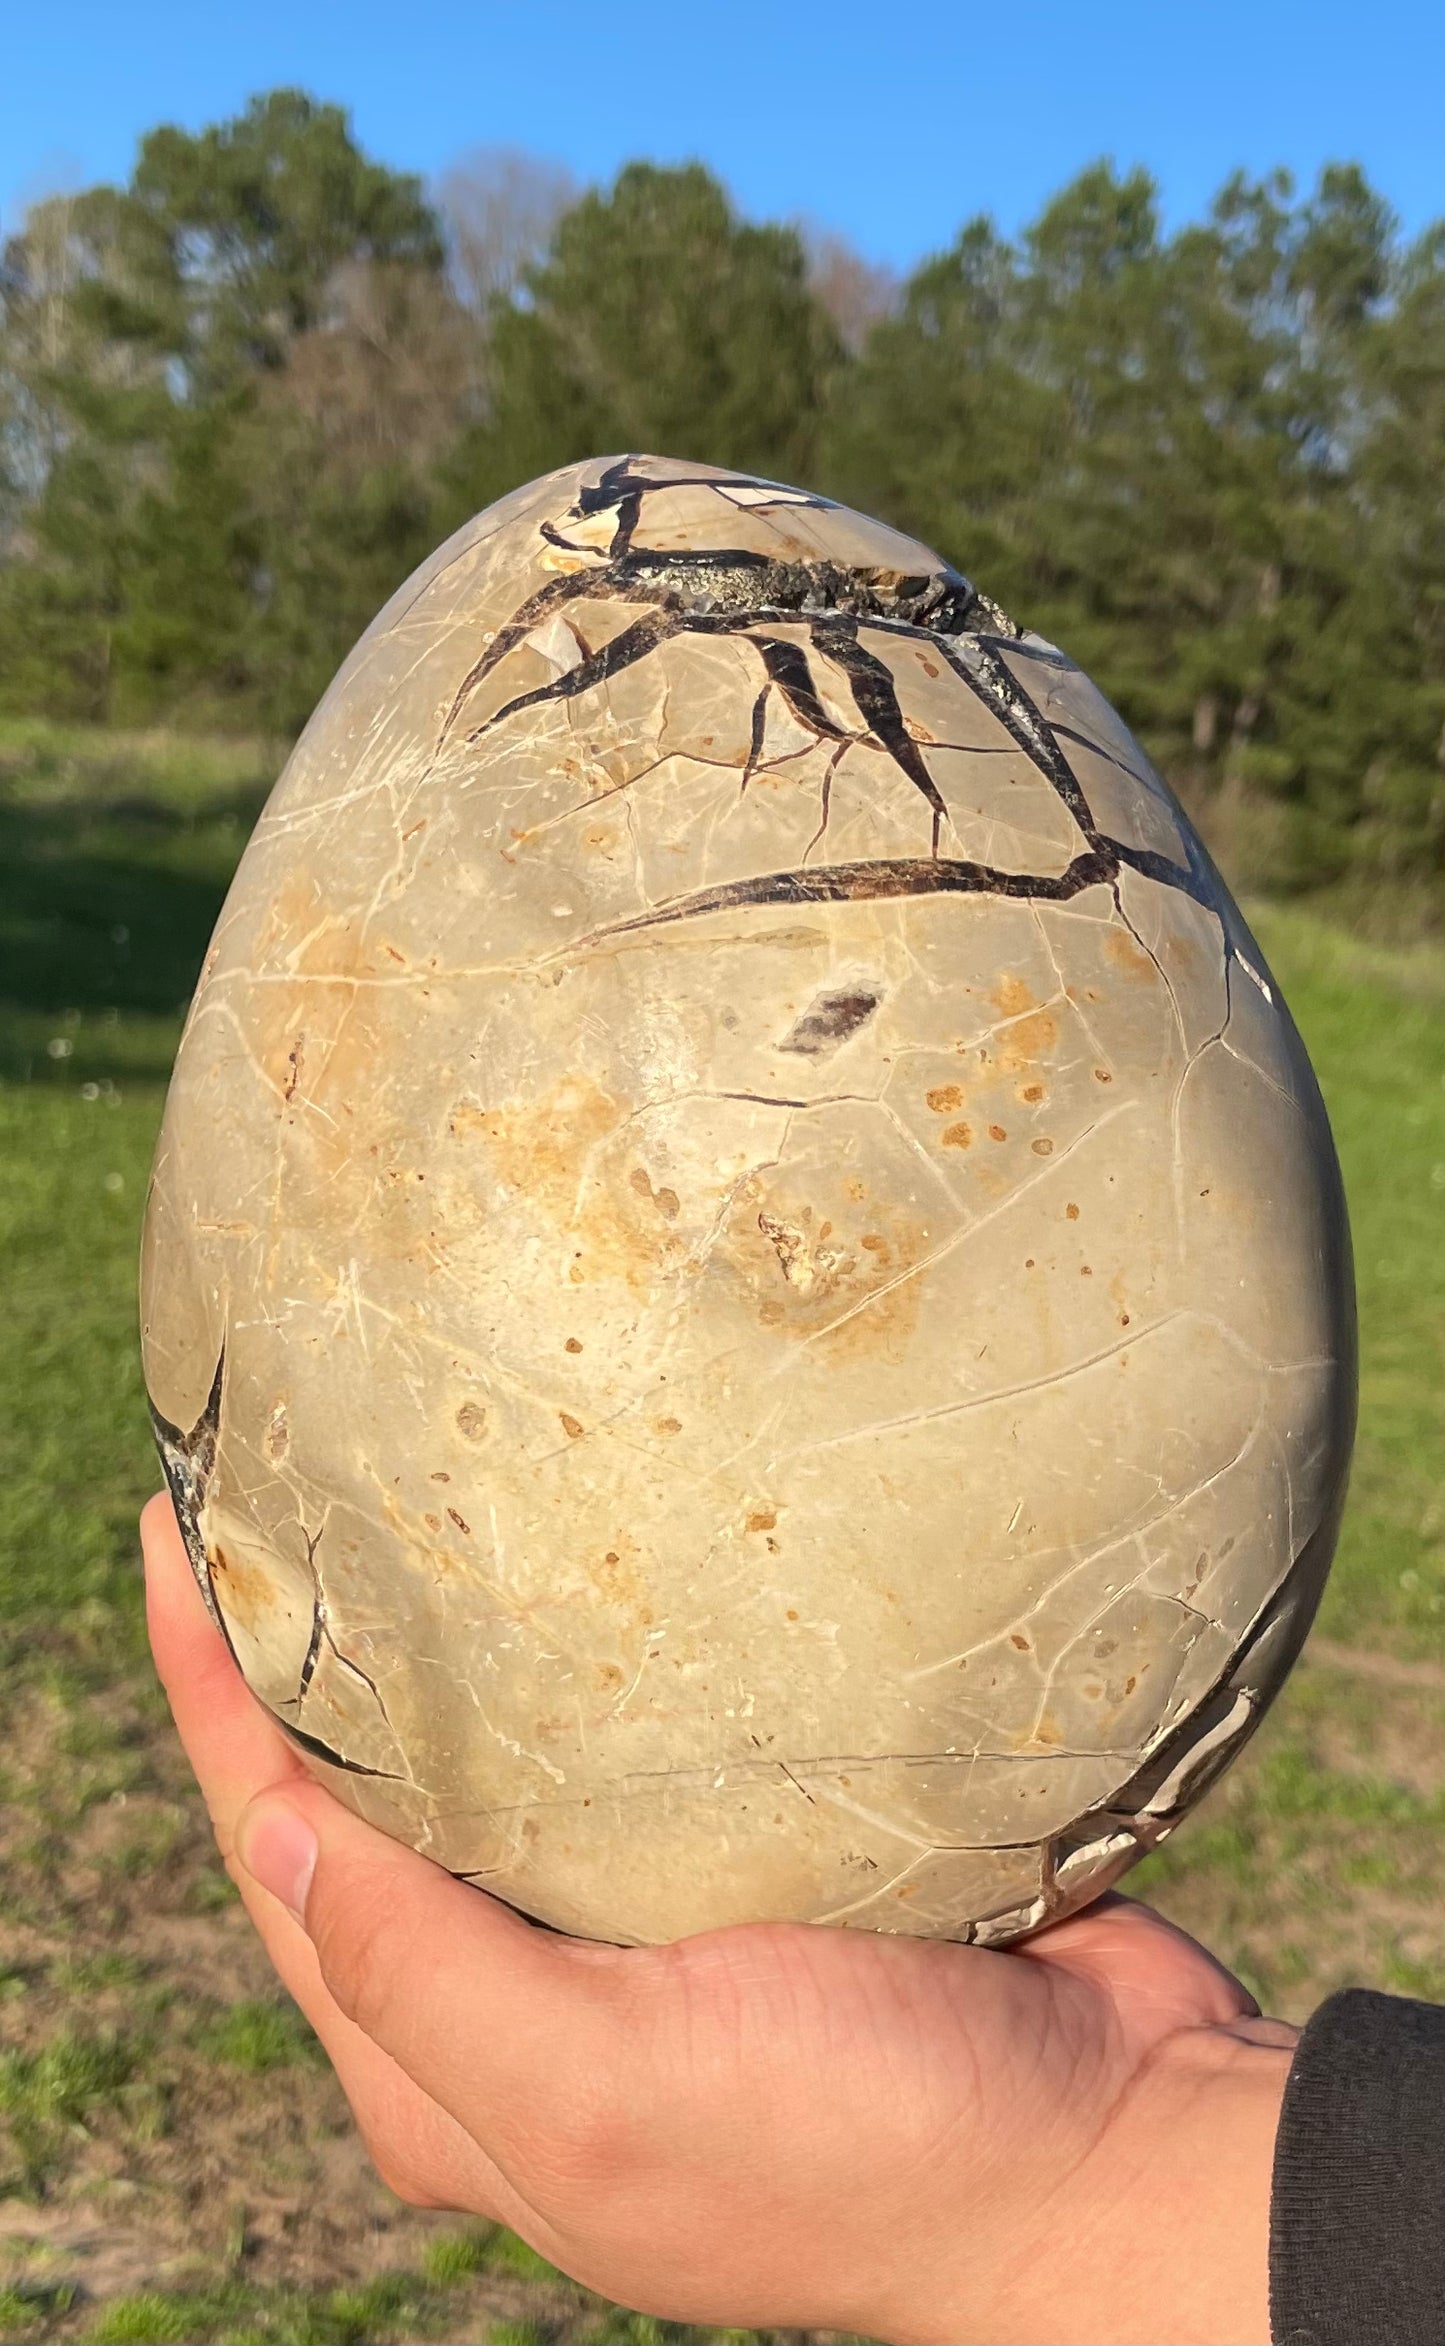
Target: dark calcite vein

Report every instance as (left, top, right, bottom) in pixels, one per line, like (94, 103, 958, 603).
(149, 1351, 396, 1777)
(440, 457, 1218, 943)
(269, 1713, 405, 1778)
(436, 457, 1008, 747)
(148, 1349, 234, 1647)
(806, 614, 950, 852)
(296, 1603, 325, 1703)
(293, 1525, 327, 1704)
(575, 850, 1121, 943)
(753, 633, 853, 749)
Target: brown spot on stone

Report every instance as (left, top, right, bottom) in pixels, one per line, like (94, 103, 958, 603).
(941, 1121, 972, 1149)
(446, 1508, 471, 1534)
(1010, 1632, 1031, 1651)
(727, 1167, 929, 1362)
(992, 975, 1034, 1018)
(655, 1416, 682, 1436)
(1021, 1083, 1045, 1103)
(989, 1124, 1007, 1143)
(1065, 1203, 1080, 1221)
(454, 1075, 683, 1290)
(747, 1510, 777, 1533)
(990, 975, 1057, 1072)
(1104, 927, 1154, 983)
(559, 1411, 585, 1438)
(456, 1402, 487, 1440)
(1081, 1264, 1093, 1277)
(926, 1083, 965, 1113)
(208, 1546, 280, 1638)
(565, 1337, 583, 1353)
(860, 1232, 888, 1253)
(1094, 1067, 1113, 1083)
(424, 1512, 443, 1532)
(1030, 1137, 1054, 1156)
(430, 1470, 450, 1482)
(786, 1609, 799, 1622)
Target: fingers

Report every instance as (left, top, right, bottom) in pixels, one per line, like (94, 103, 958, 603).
(234, 1776, 630, 2189)
(1019, 1893, 1256, 2034)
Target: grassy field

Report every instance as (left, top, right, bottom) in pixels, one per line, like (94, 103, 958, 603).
(1, 722, 1443, 2343)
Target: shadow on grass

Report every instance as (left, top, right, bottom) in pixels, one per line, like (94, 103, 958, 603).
(0, 788, 264, 1085)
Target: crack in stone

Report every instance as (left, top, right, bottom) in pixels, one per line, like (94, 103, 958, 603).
(565, 848, 1121, 948)
(294, 1523, 327, 1704)
(429, 460, 1225, 967)
(148, 1349, 233, 1648)
(268, 1712, 405, 1778)
(148, 458, 1346, 1945)
(149, 1355, 397, 1779)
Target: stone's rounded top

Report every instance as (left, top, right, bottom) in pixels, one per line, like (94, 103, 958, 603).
(305, 454, 1017, 804)
(142, 455, 1355, 1950)
(435, 451, 984, 609)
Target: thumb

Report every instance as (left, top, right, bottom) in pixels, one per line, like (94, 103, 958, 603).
(234, 1781, 628, 2172)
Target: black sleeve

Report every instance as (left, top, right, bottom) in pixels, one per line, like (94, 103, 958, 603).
(1270, 1986, 1445, 2344)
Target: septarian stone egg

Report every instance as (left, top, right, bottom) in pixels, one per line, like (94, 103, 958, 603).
(141, 456, 1355, 1945)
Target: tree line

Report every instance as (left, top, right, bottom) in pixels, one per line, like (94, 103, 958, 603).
(2, 88, 1442, 900)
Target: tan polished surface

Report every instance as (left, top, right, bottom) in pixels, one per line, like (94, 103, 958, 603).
(141, 457, 1355, 1943)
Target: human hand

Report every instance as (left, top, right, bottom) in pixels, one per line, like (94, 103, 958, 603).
(143, 1492, 1293, 2345)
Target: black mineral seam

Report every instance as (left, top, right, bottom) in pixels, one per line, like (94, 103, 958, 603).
(574, 850, 1118, 942)
(148, 1349, 237, 1656)
(149, 1349, 399, 1779)
(436, 461, 1216, 944)
(269, 1713, 405, 1778)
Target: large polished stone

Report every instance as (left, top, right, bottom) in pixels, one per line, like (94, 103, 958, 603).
(141, 456, 1356, 1944)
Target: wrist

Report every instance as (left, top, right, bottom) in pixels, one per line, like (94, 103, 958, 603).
(916, 2018, 1296, 2346)
(1069, 2018, 1296, 2346)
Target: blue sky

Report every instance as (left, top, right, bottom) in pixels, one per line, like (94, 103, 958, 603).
(4, 0, 1442, 265)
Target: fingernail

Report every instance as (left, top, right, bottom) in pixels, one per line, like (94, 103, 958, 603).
(237, 1799, 318, 1927)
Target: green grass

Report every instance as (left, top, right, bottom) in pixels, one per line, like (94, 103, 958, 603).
(1247, 901, 1445, 1652)
(0, 2028, 141, 2198)
(0, 719, 1442, 2340)
(68, 2249, 763, 2346)
(64, 2230, 764, 2346)
(193, 2000, 324, 2075)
